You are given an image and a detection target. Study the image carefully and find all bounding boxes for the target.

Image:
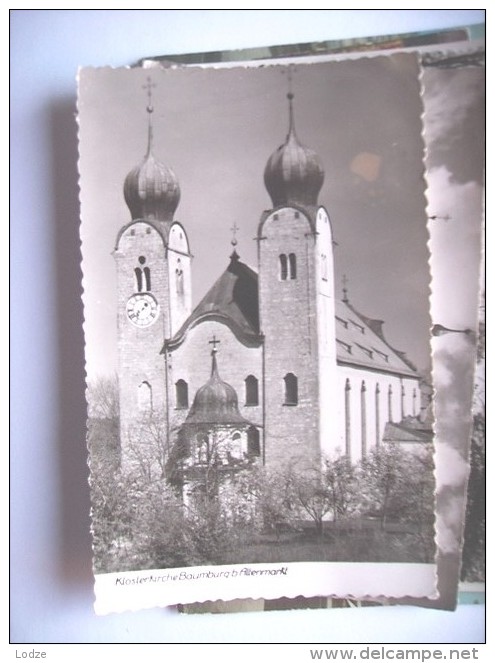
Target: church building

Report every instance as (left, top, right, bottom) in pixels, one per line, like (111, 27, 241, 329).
(113, 83, 427, 479)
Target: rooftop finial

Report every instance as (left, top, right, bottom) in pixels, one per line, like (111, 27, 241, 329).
(285, 64, 296, 138)
(342, 274, 349, 303)
(229, 222, 240, 261)
(230, 221, 239, 248)
(143, 76, 156, 156)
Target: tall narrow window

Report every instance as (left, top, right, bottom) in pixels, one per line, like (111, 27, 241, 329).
(175, 379, 189, 409)
(138, 381, 152, 412)
(289, 253, 297, 279)
(388, 384, 393, 422)
(134, 267, 143, 292)
(361, 381, 367, 457)
(284, 373, 298, 405)
(413, 388, 417, 416)
(345, 378, 351, 459)
(375, 383, 381, 446)
(245, 375, 259, 406)
(247, 426, 261, 457)
(400, 383, 405, 420)
(279, 254, 288, 280)
(144, 266, 151, 291)
(135, 255, 148, 292)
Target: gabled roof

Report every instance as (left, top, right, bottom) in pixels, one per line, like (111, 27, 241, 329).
(335, 299, 419, 378)
(165, 252, 261, 351)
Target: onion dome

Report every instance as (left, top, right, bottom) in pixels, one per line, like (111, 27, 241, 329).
(123, 95, 180, 222)
(264, 92, 324, 208)
(185, 347, 250, 426)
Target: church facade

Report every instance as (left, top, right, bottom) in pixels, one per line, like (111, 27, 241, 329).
(113, 88, 425, 478)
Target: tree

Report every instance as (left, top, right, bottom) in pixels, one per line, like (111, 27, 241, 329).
(124, 412, 170, 481)
(87, 374, 120, 471)
(87, 373, 120, 420)
(359, 444, 429, 530)
(324, 453, 359, 522)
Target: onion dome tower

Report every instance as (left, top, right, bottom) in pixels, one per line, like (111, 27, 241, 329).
(264, 87, 325, 209)
(123, 81, 180, 223)
(185, 343, 250, 426)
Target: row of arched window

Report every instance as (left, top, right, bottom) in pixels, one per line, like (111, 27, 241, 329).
(134, 252, 301, 293)
(344, 379, 417, 457)
(174, 373, 299, 409)
(134, 255, 185, 297)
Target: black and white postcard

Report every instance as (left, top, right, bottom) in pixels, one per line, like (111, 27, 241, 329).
(77, 50, 479, 614)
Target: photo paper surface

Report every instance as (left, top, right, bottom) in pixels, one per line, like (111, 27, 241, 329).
(78, 53, 439, 614)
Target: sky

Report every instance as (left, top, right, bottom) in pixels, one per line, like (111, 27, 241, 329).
(79, 53, 433, 381)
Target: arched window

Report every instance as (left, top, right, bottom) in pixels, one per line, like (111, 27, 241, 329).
(375, 383, 381, 446)
(138, 381, 152, 412)
(284, 373, 298, 405)
(345, 378, 351, 458)
(134, 267, 143, 292)
(279, 254, 288, 281)
(247, 427, 261, 457)
(143, 266, 151, 291)
(361, 380, 367, 457)
(175, 379, 188, 409)
(245, 375, 259, 406)
(196, 433, 209, 465)
(289, 253, 297, 279)
(135, 255, 150, 292)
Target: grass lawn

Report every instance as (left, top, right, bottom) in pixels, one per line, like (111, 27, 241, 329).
(221, 521, 433, 565)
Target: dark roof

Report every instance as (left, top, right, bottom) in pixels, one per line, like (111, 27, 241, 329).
(383, 419, 433, 444)
(165, 251, 261, 350)
(335, 299, 419, 378)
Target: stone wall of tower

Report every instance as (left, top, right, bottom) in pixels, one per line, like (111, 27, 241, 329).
(114, 221, 171, 470)
(165, 320, 263, 447)
(258, 207, 322, 470)
(167, 223, 192, 336)
(314, 207, 339, 460)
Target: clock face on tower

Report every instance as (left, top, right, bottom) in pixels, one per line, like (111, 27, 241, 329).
(126, 293, 159, 328)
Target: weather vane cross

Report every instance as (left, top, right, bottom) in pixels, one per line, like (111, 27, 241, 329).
(143, 76, 156, 113)
(209, 335, 221, 352)
(283, 63, 297, 98)
(230, 222, 239, 247)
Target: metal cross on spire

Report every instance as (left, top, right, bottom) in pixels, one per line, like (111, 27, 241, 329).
(208, 335, 221, 377)
(143, 76, 156, 112)
(143, 76, 156, 155)
(283, 64, 297, 137)
(287, 63, 295, 96)
(209, 335, 221, 352)
(230, 222, 239, 247)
